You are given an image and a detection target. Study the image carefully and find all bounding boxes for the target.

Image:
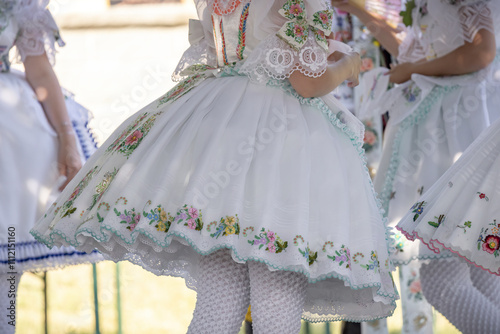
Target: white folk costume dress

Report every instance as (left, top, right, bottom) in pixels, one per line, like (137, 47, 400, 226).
(398, 116, 500, 275)
(31, 0, 398, 322)
(366, 1, 500, 333)
(0, 0, 101, 275)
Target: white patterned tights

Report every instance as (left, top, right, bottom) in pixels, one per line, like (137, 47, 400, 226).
(420, 259, 500, 334)
(0, 273, 21, 334)
(187, 249, 308, 334)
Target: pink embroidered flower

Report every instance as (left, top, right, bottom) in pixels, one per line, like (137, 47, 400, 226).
(317, 30, 325, 38)
(135, 214, 141, 223)
(360, 58, 374, 72)
(69, 187, 80, 200)
(290, 4, 303, 16)
(188, 207, 199, 219)
(125, 130, 143, 146)
(409, 280, 421, 294)
(267, 243, 276, 253)
(187, 219, 197, 229)
(319, 12, 329, 24)
(294, 25, 305, 37)
(267, 231, 276, 242)
(364, 130, 377, 146)
(483, 235, 500, 254)
(129, 222, 138, 232)
(479, 193, 486, 199)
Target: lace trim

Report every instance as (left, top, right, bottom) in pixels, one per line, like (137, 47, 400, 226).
(238, 33, 328, 84)
(458, 2, 494, 43)
(13, 0, 64, 65)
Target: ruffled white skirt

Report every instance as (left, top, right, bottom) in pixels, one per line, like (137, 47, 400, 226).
(0, 70, 101, 273)
(31, 75, 398, 322)
(397, 117, 500, 275)
(372, 60, 500, 265)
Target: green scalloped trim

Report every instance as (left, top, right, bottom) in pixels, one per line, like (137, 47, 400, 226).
(31, 223, 397, 320)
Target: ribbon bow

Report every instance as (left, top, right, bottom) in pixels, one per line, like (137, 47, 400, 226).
(276, 0, 333, 51)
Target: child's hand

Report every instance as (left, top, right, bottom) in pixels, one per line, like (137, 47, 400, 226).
(386, 62, 415, 84)
(57, 135, 82, 191)
(331, 51, 361, 87)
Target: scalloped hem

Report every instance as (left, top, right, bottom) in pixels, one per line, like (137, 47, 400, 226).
(396, 226, 500, 275)
(31, 224, 398, 321)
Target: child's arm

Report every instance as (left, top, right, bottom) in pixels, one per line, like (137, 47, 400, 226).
(289, 51, 361, 98)
(387, 29, 496, 84)
(331, 0, 401, 57)
(24, 53, 82, 190)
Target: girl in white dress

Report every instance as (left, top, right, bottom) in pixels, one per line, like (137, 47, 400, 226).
(332, 0, 500, 333)
(0, 1, 100, 332)
(31, 0, 399, 332)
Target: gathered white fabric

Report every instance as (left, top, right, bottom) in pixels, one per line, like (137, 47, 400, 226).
(0, 273, 20, 334)
(398, 0, 500, 63)
(420, 259, 500, 334)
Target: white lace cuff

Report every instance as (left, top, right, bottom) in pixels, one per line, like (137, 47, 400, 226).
(14, 0, 64, 65)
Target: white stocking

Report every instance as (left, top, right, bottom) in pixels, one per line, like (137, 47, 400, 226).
(1, 273, 21, 334)
(248, 262, 308, 334)
(469, 263, 500, 305)
(420, 259, 500, 334)
(187, 249, 250, 334)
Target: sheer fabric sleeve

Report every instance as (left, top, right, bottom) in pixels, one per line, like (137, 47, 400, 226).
(427, 0, 500, 57)
(172, 1, 218, 81)
(13, 0, 64, 65)
(239, 0, 347, 84)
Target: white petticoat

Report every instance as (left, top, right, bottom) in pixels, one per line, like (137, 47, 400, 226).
(0, 70, 101, 273)
(397, 117, 500, 275)
(31, 74, 398, 322)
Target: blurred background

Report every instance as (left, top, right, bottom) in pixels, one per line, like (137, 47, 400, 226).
(15, 0, 461, 333)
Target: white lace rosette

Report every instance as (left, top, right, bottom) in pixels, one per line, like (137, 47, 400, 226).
(239, 0, 333, 84)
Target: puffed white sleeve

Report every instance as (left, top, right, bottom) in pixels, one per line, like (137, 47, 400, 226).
(13, 0, 64, 65)
(427, 0, 500, 55)
(239, 0, 350, 84)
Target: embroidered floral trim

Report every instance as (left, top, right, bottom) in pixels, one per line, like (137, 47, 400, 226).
(114, 207, 141, 232)
(209, 215, 241, 238)
(247, 228, 288, 253)
(326, 244, 351, 269)
(427, 214, 445, 228)
(143, 203, 175, 233)
(363, 120, 378, 153)
(406, 269, 423, 301)
(299, 244, 318, 266)
(111, 113, 161, 158)
(457, 220, 472, 233)
(157, 74, 207, 107)
(106, 113, 149, 153)
(359, 251, 380, 273)
(477, 192, 490, 201)
(478, 220, 500, 257)
(89, 168, 119, 211)
(236, 3, 250, 60)
(59, 166, 100, 218)
(410, 201, 426, 222)
(277, 0, 333, 51)
(402, 83, 421, 103)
